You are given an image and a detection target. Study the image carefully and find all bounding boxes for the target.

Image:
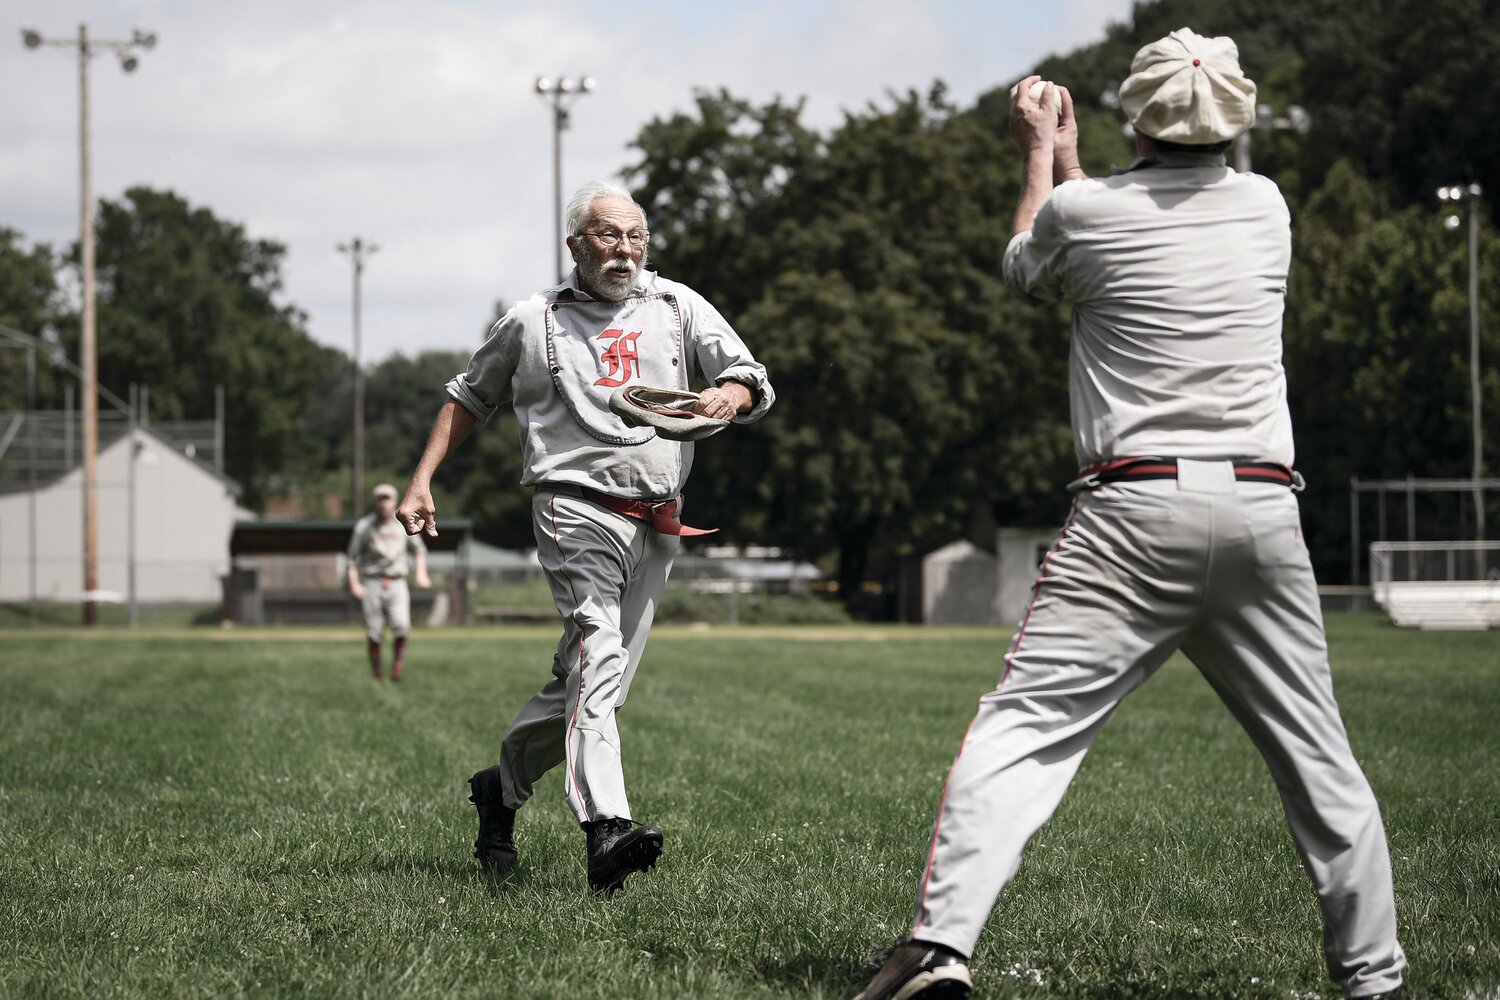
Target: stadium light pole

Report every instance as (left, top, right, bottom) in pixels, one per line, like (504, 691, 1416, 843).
(535, 75, 596, 282)
(22, 23, 157, 625)
(1437, 182, 1486, 544)
(337, 237, 378, 518)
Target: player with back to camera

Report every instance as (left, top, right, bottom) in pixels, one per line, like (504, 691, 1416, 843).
(397, 180, 775, 894)
(347, 482, 430, 682)
(856, 28, 1408, 1000)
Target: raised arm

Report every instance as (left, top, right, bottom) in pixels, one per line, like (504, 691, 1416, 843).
(1052, 84, 1087, 185)
(1009, 75, 1060, 237)
(398, 400, 475, 537)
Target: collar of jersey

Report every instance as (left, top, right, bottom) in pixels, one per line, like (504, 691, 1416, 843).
(1113, 150, 1229, 175)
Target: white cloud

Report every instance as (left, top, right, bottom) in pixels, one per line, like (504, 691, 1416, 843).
(2, 0, 1135, 366)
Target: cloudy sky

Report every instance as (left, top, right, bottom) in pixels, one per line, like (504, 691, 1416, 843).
(4, 0, 1134, 363)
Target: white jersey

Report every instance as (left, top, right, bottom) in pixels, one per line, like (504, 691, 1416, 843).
(1003, 152, 1294, 467)
(446, 269, 774, 500)
(347, 513, 424, 578)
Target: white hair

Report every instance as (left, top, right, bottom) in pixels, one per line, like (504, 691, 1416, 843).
(564, 180, 648, 237)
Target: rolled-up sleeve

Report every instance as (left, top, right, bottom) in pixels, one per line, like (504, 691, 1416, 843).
(1002, 200, 1068, 303)
(684, 292, 775, 424)
(445, 312, 522, 424)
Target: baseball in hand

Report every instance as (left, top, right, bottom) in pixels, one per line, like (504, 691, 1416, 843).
(1028, 80, 1061, 110)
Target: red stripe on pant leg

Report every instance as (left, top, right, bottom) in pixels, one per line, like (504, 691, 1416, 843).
(911, 699, 981, 940)
(912, 493, 1081, 935)
(552, 494, 590, 819)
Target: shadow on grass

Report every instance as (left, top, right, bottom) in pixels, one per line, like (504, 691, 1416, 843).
(754, 949, 1268, 999)
(752, 950, 874, 997)
(354, 853, 528, 890)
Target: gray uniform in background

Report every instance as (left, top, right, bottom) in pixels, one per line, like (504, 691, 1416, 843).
(448, 267, 774, 824)
(906, 154, 1406, 998)
(347, 512, 425, 643)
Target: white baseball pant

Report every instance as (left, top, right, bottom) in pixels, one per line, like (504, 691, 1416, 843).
(495, 489, 679, 824)
(360, 576, 411, 644)
(910, 463, 1407, 998)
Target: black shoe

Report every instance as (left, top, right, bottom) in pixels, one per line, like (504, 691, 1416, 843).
(467, 765, 517, 875)
(584, 817, 663, 894)
(855, 940, 971, 1000)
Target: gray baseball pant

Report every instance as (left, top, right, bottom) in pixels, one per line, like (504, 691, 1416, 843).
(495, 489, 678, 824)
(910, 466, 1407, 998)
(361, 576, 411, 643)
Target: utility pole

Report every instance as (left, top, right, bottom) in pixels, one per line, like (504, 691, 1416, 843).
(22, 23, 156, 624)
(535, 75, 596, 282)
(1438, 182, 1487, 544)
(337, 237, 378, 517)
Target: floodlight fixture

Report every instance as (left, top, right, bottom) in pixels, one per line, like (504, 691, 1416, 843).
(132, 29, 156, 49)
(120, 54, 137, 72)
(535, 74, 597, 282)
(21, 28, 41, 48)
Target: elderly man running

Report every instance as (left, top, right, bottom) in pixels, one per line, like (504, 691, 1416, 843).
(398, 180, 774, 893)
(857, 29, 1407, 1000)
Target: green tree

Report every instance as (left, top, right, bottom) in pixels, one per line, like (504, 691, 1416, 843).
(77, 186, 344, 506)
(1285, 160, 1500, 574)
(0, 228, 68, 411)
(628, 88, 1074, 604)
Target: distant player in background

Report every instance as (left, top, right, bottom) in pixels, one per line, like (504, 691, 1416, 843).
(857, 28, 1406, 1000)
(347, 483, 430, 682)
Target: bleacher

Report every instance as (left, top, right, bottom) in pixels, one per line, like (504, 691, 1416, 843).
(1370, 542, 1500, 631)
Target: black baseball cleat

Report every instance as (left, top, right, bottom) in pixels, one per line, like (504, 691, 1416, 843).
(854, 939, 971, 1000)
(584, 817, 663, 894)
(467, 765, 517, 876)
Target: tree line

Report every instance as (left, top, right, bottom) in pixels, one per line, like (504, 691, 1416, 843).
(1, 0, 1495, 602)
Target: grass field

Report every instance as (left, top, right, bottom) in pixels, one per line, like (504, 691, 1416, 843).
(1, 614, 1496, 999)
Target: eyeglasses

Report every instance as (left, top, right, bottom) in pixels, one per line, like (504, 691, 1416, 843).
(582, 229, 650, 250)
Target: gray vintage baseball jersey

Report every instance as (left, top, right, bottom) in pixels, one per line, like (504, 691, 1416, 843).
(1004, 151, 1294, 467)
(444, 270, 774, 500)
(347, 513, 425, 578)
(457, 267, 775, 827)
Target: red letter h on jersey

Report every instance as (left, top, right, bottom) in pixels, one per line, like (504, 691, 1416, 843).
(593, 328, 643, 387)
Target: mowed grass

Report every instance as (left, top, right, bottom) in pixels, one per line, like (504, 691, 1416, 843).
(0, 615, 1496, 999)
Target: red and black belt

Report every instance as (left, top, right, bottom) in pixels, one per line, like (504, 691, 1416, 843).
(1070, 457, 1300, 491)
(543, 483, 718, 537)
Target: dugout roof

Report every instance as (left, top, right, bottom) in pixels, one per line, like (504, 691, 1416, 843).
(230, 518, 473, 556)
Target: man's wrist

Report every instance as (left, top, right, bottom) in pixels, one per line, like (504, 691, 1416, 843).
(715, 378, 757, 411)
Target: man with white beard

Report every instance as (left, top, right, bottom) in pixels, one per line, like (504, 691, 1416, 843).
(397, 180, 774, 893)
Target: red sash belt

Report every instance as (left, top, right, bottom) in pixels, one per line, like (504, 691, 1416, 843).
(551, 484, 718, 537)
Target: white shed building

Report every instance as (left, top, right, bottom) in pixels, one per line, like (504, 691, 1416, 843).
(0, 424, 252, 604)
